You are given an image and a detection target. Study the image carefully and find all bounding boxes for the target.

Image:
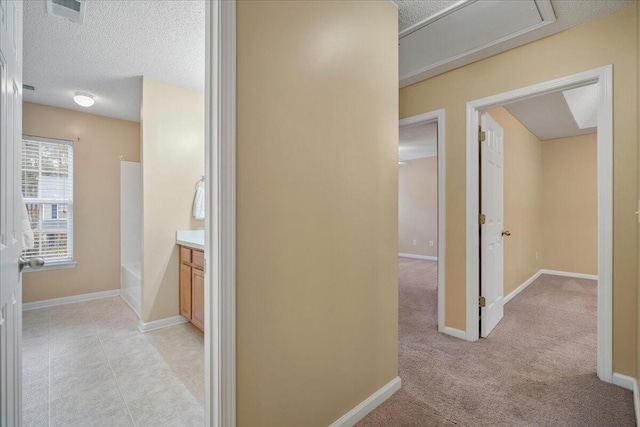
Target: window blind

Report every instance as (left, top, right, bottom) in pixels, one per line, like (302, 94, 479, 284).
(21, 136, 74, 264)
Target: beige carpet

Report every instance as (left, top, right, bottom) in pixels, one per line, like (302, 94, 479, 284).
(358, 257, 635, 426)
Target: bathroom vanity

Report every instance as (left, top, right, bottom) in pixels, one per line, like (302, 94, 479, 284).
(177, 230, 205, 332)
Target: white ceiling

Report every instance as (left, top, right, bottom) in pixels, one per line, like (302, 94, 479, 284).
(396, 0, 463, 33)
(23, 1, 205, 122)
(503, 85, 597, 141)
(395, 0, 635, 87)
(23, 0, 634, 122)
(399, 121, 437, 161)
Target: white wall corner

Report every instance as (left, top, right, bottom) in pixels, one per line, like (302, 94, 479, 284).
(504, 270, 542, 304)
(328, 377, 401, 427)
(137, 315, 188, 333)
(441, 326, 467, 341)
(612, 372, 635, 391)
(539, 269, 598, 281)
(612, 372, 640, 426)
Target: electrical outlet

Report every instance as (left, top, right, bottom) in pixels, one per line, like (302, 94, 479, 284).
(412, 239, 417, 245)
(429, 240, 434, 247)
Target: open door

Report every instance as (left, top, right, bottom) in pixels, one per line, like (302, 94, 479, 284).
(479, 112, 505, 338)
(0, 0, 23, 424)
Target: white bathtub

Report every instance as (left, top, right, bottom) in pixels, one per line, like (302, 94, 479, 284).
(121, 263, 141, 318)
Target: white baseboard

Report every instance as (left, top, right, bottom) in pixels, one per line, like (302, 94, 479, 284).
(503, 268, 597, 306)
(328, 377, 401, 427)
(440, 326, 467, 340)
(137, 315, 188, 333)
(504, 270, 543, 304)
(398, 253, 438, 261)
(612, 372, 635, 391)
(633, 377, 640, 427)
(23, 289, 120, 311)
(539, 269, 598, 281)
(120, 294, 141, 319)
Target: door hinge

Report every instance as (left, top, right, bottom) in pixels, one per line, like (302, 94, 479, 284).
(479, 214, 486, 225)
(479, 296, 486, 307)
(479, 131, 486, 143)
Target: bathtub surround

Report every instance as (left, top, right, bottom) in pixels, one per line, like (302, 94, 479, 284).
(22, 102, 140, 303)
(121, 161, 142, 317)
(141, 77, 205, 323)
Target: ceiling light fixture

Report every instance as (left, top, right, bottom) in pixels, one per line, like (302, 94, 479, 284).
(73, 92, 95, 107)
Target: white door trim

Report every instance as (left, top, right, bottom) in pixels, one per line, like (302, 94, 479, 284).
(205, 1, 236, 426)
(399, 109, 446, 335)
(464, 65, 613, 383)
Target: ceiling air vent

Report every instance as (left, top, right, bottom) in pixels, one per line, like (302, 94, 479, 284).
(46, 0, 86, 24)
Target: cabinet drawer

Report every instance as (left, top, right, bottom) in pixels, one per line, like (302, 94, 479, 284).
(192, 250, 204, 270)
(180, 246, 192, 263)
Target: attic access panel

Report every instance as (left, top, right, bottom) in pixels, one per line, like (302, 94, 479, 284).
(399, 0, 555, 86)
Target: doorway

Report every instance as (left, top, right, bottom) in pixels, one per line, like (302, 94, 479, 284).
(465, 66, 613, 382)
(0, 1, 237, 426)
(398, 109, 446, 335)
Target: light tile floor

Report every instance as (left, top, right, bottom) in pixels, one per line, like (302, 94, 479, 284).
(22, 296, 205, 427)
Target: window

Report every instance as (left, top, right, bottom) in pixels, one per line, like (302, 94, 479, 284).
(22, 136, 74, 266)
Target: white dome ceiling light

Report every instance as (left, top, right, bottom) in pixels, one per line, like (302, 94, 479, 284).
(73, 92, 95, 107)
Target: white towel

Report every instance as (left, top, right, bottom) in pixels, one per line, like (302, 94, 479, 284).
(20, 193, 34, 250)
(193, 187, 205, 220)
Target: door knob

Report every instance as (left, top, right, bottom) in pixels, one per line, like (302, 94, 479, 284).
(19, 256, 45, 272)
(502, 230, 511, 237)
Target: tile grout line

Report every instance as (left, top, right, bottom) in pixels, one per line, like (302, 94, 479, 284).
(86, 303, 138, 427)
(145, 328, 205, 409)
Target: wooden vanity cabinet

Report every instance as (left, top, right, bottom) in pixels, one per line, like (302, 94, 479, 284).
(179, 245, 205, 332)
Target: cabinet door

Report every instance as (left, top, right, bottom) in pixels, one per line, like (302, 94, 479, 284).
(180, 263, 192, 319)
(192, 268, 205, 331)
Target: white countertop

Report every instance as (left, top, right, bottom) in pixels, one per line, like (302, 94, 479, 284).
(176, 229, 205, 251)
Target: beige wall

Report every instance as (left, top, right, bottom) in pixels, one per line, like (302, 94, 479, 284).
(486, 107, 543, 297)
(542, 134, 598, 275)
(637, 0, 640, 387)
(237, 1, 398, 425)
(484, 108, 597, 297)
(400, 6, 638, 375)
(398, 156, 437, 257)
(141, 77, 204, 323)
(22, 102, 140, 302)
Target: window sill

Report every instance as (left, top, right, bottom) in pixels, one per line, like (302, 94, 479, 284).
(23, 261, 77, 273)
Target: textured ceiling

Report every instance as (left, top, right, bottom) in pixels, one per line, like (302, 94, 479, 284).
(395, 0, 462, 32)
(399, 121, 437, 161)
(397, 0, 635, 87)
(24, 0, 205, 122)
(24, 0, 635, 121)
(504, 87, 596, 141)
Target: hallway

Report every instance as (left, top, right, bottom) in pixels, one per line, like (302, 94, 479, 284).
(358, 258, 634, 426)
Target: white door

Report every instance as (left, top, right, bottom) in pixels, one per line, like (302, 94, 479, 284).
(480, 112, 505, 338)
(0, 0, 23, 425)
